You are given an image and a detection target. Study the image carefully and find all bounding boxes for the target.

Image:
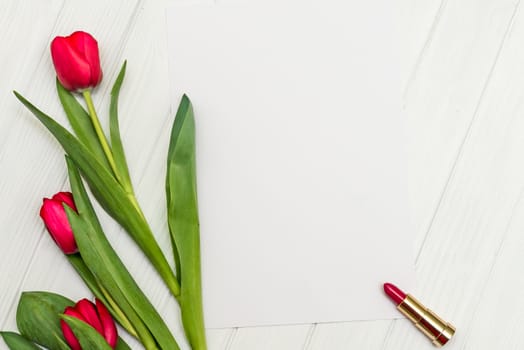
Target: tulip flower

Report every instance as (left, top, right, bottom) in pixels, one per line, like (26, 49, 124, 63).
(51, 31, 120, 182)
(61, 298, 118, 350)
(50, 31, 102, 92)
(40, 191, 78, 254)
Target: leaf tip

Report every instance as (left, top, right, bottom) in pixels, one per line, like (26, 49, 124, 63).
(13, 91, 30, 106)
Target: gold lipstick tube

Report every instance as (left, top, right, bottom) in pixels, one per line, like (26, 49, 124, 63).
(397, 294, 456, 347)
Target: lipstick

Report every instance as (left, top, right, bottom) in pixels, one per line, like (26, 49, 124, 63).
(383, 283, 455, 347)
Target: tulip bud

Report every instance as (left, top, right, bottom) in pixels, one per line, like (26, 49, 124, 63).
(50, 31, 103, 92)
(39, 192, 78, 254)
(61, 299, 118, 350)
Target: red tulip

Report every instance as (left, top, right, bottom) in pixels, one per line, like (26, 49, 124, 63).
(50, 31, 103, 91)
(61, 299, 118, 350)
(39, 192, 78, 254)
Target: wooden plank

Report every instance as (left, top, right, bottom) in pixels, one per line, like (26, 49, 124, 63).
(307, 321, 393, 350)
(464, 191, 524, 348)
(227, 325, 312, 350)
(405, 0, 519, 254)
(0, 0, 66, 331)
(386, 1, 524, 349)
(406, 3, 524, 348)
(0, 0, 141, 336)
(0, 0, 63, 149)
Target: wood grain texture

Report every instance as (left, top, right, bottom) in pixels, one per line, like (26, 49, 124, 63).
(450, 6, 524, 346)
(1, 0, 523, 349)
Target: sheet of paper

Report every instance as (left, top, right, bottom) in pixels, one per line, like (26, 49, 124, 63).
(166, 2, 415, 328)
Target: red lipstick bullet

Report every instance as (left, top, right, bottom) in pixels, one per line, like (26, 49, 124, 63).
(383, 282, 456, 347)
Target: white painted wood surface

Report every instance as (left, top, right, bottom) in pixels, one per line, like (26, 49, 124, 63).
(1, 0, 523, 349)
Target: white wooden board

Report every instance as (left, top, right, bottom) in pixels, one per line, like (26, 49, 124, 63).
(1, 0, 524, 349)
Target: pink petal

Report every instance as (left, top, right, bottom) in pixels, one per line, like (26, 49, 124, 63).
(75, 299, 104, 335)
(51, 35, 92, 91)
(70, 31, 102, 87)
(95, 299, 118, 348)
(61, 307, 84, 350)
(52, 191, 77, 211)
(39, 198, 77, 254)
(68, 31, 88, 57)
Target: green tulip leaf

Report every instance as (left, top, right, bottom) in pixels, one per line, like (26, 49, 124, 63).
(109, 61, 133, 193)
(67, 211, 156, 349)
(66, 254, 138, 341)
(61, 315, 132, 350)
(13, 91, 179, 298)
(166, 95, 207, 349)
(0, 332, 40, 350)
(66, 254, 137, 337)
(65, 159, 180, 350)
(61, 315, 113, 350)
(56, 80, 110, 171)
(115, 337, 133, 350)
(66, 254, 121, 323)
(67, 254, 105, 304)
(16, 291, 73, 350)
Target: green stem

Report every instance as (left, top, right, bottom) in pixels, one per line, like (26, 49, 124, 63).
(98, 284, 138, 339)
(82, 90, 119, 178)
(103, 286, 159, 350)
(140, 219, 181, 299)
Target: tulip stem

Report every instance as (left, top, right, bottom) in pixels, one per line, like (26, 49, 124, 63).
(82, 90, 119, 178)
(98, 283, 138, 339)
(83, 90, 182, 301)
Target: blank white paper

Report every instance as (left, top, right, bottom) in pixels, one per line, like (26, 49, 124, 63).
(166, 2, 415, 328)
